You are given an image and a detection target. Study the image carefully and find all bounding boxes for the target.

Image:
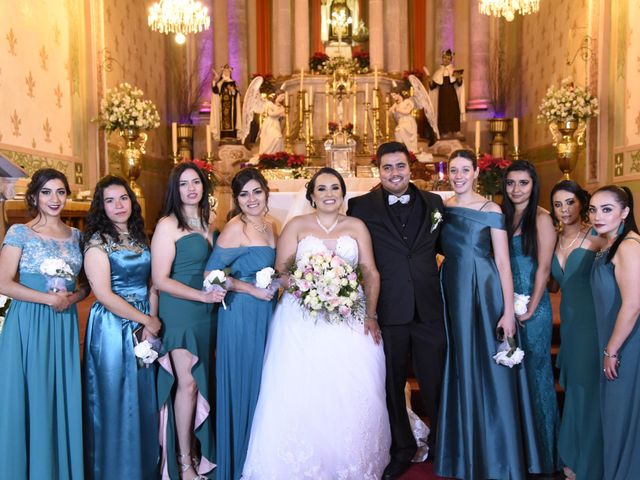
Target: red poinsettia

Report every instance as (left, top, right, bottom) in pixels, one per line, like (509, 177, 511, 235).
(257, 151, 305, 169)
(477, 154, 511, 195)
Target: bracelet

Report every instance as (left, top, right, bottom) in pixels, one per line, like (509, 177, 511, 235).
(603, 348, 620, 359)
(365, 314, 378, 320)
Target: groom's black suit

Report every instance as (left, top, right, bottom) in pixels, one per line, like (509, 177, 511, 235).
(348, 183, 446, 463)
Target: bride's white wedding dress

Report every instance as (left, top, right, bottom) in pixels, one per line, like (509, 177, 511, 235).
(242, 235, 391, 479)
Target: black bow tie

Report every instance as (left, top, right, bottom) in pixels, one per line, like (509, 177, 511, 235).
(388, 194, 410, 205)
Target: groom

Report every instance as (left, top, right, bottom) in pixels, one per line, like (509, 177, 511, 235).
(347, 141, 446, 479)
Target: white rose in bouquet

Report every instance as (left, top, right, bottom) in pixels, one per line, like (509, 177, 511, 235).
(134, 340, 159, 367)
(255, 267, 276, 289)
(493, 337, 525, 368)
(204, 269, 227, 309)
(514, 293, 530, 316)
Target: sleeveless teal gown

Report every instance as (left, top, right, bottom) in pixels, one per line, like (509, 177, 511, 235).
(0, 224, 84, 479)
(435, 207, 533, 479)
(157, 232, 217, 479)
(551, 245, 603, 479)
(83, 233, 159, 479)
(206, 245, 276, 480)
(510, 235, 560, 473)
(591, 241, 640, 480)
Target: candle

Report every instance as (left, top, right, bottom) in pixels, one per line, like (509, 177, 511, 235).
(365, 84, 369, 104)
(304, 92, 309, 110)
(374, 66, 379, 90)
(309, 86, 314, 106)
(353, 88, 357, 135)
(171, 122, 178, 155)
(474, 121, 480, 153)
(513, 117, 519, 149)
(284, 93, 289, 107)
(325, 83, 330, 134)
(206, 125, 211, 155)
(300, 69, 304, 91)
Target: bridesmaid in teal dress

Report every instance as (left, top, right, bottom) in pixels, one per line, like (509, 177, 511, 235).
(502, 160, 560, 474)
(0, 169, 89, 479)
(549, 180, 606, 480)
(205, 168, 278, 480)
(435, 150, 531, 479)
(152, 162, 226, 480)
(83, 176, 162, 479)
(589, 185, 640, 480)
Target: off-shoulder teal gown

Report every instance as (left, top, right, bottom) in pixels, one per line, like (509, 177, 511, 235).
(435, 207, 535, 480)
(83, 234, 159, 479)
(206, 245, 276, 480)
(0, 224, 84, 479)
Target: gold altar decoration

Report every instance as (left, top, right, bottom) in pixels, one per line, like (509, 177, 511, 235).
(488, 118, 510, 159)
(549, 120, 587, 180)
(119, 128, 148, 197)
(478, 0, 540, 22)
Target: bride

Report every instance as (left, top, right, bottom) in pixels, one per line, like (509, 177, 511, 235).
(242, 167, 391, 479)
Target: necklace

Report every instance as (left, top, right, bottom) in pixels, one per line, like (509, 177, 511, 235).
(559, 228, 582, 250)
(316, 215, 339, 235)
(243, 214, 268, 233)
(186, 217, 201, 229)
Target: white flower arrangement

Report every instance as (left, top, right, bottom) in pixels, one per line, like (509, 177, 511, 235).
(255, 267, 276, 290)
(134, 340, 159, 367)
(514, 293, 530, 316)
(96, 82, 161, 133)
(204, 269, 227, 309)
(288, 251, 364, 324)
(538, 77, 599, 124)
(40, 258, 74, 279)
(493, 337, 525, 368)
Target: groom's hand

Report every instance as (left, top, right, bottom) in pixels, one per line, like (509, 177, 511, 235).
(364, 318, 382, 345)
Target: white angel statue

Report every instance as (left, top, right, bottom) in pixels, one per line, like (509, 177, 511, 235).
(239, 76, 286, 159)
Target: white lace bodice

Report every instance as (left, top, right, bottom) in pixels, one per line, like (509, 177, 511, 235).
(296, 235, 359, 266)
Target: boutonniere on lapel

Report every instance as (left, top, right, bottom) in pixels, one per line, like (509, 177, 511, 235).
(430, 209, 443, 233)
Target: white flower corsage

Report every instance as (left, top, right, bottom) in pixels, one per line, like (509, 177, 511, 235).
(493, 337, 525, 368)
(134, 340, 159, 367)
(430, 209, 443, 233)
(204, 269, 227, 309)
(255, 267, 276, 290)
(514, 293, 530, 316)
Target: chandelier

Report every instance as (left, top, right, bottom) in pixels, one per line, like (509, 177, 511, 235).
(148, 0, 211, 39)
(478, 0, 540, 22)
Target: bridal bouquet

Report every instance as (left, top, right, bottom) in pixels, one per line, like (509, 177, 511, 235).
(255, 267, 277, 293)
(40, 258, 75, 292)
(288, 251, 365, 324)
(133, 334, 161, 368)
(204, 269, 227, 309)
(493, 337, 525, 368)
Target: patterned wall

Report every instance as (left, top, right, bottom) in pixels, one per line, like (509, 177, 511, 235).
(0, 0, 75, 158)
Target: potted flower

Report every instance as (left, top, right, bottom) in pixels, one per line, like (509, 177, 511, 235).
(256, 151, 306, 179)
(477, 154, 511, 198)
(309, 52, 330, 73)
(538, 77, 599, 179)
(352, 51, 370, 72)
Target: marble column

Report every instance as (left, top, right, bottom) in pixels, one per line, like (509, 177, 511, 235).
(212, 0, 228, 69)
(272, 0, 292, 76)
(434, 0, 455, 57)
(293, 0, 310, 73)
(383, 0, 409, 73)
(369, 0, 384, 70)
(228, 0, 248, 91)
(467, 2, 491, 110)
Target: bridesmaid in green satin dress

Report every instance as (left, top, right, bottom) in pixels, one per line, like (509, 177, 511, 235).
(205, 168, 278, 480)
(152, 162, 226, 480)
(83, 176, 162, 479)
(549, 181, 606, 480)
(435, 150, 529, 480)
(502, 160, 560, 474)
(0, 169, 90, 479)
(589, 186, 640, 480)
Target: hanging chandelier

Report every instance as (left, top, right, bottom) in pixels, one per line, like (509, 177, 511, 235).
(478, 0, 540, 22)
(148, 0, 211, 38)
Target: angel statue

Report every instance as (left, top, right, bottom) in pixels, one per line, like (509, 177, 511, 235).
(425, 49, 466, 137)
(239, 76, 286, 160)
(388, 77, 439, 153)
(210, 64, 242, 141)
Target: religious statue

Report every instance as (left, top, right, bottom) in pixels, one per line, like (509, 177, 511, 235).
(426, 50, 466, 138)
(240, 77, 286, 160)
(389, 77, 439, 153)
(210, 64, 242, 141)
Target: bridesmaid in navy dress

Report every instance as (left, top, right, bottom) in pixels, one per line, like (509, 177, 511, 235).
(205, 168, 278, 480)
(502, 160, 560, 474)
(0, 169, 89, 479)
(549, 180, 605, 480)
(589, 186, 640, 480)
(82, 175, 162, 479)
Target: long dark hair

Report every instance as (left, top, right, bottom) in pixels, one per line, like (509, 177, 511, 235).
(591, 185, 639, 263)
(25, 168, 71, 217)
(550, 180, 590, 226)
(83, 175, 146, 247)
(160, 162, 211, 231)
(228, 167, 270, 220)
(305, 167, 347, 206)
(501, 160, 540, 261)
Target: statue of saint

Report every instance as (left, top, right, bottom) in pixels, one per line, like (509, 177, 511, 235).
(426, 50, 466, 138)
(210, 64, 242, 141)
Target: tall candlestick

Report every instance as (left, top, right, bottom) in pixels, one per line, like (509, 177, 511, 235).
(300, 69, 304, 91)
(206, 125, 212, 155)
(325, 83, 330, 134)
(513, 117, 519, 149)
(353, 90, 357, 135)
(474, 120, 480, 153)
(374, 67, 379, 90)
(171, 122, 178, 155)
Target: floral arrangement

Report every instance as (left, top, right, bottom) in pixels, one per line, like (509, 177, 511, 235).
(96, 82, 161, 133)
(204, 269, 227, 309)
(309, 54, 367, 75)
(477, 154, 511, 196)
(40, 258, 75, 292)
(134, 339, 160, 367)
(538, 77, 599, 124)
(309, 52, 330, 72)
(328, 122, 354, 135)
(255, 267, 276, 290)
(0, 294, 11, 334)
(352, 51, 370, 70)
(257, 151, 305, 170)
(493, 337, 525, 368)
(288, 250, 364, 324)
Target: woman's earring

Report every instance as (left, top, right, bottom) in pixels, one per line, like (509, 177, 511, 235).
(311, 199, 316, 208)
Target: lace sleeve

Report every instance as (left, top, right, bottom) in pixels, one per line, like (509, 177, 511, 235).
(83, 232, 108, 254)
(2, 224, 28, 249)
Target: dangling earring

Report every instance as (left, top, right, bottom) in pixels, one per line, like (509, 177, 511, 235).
(617, 220, 625, 235)
(311, 199, 316, 208)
